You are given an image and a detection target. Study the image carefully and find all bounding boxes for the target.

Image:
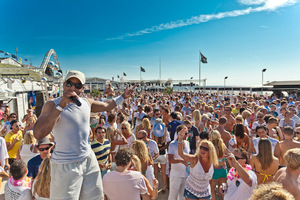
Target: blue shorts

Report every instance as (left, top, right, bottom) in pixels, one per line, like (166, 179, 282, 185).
(184, 189, 211, 199)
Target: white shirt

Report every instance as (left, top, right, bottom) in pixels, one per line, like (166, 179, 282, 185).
(5, 180, 32, 200)
(224, 170, 257, 200)
(0, 137, 8, 167)
(146, 139, 159, 159)
(168, 140, 190, 178)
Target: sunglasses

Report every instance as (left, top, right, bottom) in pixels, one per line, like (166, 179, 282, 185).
(235, 156, 244, 160)
(121, 127, 127, 130)
(97, 131, 106, 134)
(295, 132, 300, 134)
(257, 116, 263, 118)
(200, 146, 209, 151)
(225, 110, 231, 111)
(65, 80, 83, 89)
(39, 147, 51, 151)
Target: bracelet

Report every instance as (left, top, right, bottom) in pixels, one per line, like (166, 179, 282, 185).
(178, 141, 184, 144)
(113, 95, 124, 107)
(55, 105, 64, 112)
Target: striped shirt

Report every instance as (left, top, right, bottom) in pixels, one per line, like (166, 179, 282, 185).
(91, 139, 111, 165)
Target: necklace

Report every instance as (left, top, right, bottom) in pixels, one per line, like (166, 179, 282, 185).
(227, 164, 252, 181)
(9, 177, 31, 188)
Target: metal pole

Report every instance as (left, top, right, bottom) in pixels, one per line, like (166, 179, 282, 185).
(262, 68, 267, 95)
(159, 57, 161, 80)
(199, 51, 201, 86)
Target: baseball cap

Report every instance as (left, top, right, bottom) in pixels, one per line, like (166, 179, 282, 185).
(65, 70, 85, 85)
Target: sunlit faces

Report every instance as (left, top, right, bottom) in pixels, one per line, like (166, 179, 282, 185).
(199, 142, 209, 155)
(256, 128, 267, 137)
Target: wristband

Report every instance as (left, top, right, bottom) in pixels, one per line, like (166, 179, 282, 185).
(113, 95, 124, 107)
(55, 105, 64, 112)
(178, 141, 184, 144)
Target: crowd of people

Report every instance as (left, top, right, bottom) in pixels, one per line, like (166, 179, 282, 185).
(0, 70, 300, 200)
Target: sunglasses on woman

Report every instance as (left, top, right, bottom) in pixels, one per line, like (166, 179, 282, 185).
(65, 80, 83, 89)
(200, 146, 209, 151)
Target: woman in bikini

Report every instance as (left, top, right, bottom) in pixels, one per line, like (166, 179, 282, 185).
(210, 130, 229, 200)
(234, 124, 250, 151)
(198, 114, 212, 133)
(250, 138, 279, 185)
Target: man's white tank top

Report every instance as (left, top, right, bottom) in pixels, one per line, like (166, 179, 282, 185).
(51, 97, 92, 164)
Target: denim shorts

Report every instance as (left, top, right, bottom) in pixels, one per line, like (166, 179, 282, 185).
(184, 189, 211, 199)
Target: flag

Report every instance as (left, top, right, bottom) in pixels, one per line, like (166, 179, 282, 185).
(140, 66, 146, 72)
(0, 50, 4, 53)
(200, 52, 207, 64)
(4, 52, 10, 56)
(24, 59, 28, 62)
(117, 75, 120, 78)
(20, 58, 22, 64)
(123, 72, 127, 76)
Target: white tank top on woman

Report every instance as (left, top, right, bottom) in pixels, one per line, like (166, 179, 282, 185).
(20, 144, 39, 164)
(185, 160, 214, 198)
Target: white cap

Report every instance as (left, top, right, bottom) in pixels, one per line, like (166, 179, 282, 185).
(65, 70, 85, 84)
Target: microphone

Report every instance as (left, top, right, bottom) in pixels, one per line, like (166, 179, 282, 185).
(70, 96, 82, 107)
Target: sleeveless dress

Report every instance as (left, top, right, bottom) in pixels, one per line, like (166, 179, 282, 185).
(185, 160, 214, 198)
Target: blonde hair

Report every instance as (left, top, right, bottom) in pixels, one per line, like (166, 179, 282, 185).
(131, 155, 142, 173)
(209, 130, 225, 159)
(196, 140, 218, 166)
(208, 106, 214, 113)
(249, 182, 295, 200)
(284, 148, 300, 170)
(23, 130, 36, 145)
(242, 110, 251, 119)
(106, 127, 115, 142)
(142, 118, 151, 130)
(33, 157, 51, 198)
(201, 114, 209, 122)
(120, 121, 132, 135)
(131, 140, 148, 163)
(235, 115, 243, 123)
(193, 110, 201, 122)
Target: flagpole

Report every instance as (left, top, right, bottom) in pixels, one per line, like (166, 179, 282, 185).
(140, 67, 141, 81)
(199, 51, 201, 87)
(159, 57, 161, 80)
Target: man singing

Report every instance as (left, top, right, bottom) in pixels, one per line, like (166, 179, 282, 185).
(34, 70, 135, 200)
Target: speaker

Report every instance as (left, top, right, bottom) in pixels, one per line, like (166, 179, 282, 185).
(35, 92, 44, 117)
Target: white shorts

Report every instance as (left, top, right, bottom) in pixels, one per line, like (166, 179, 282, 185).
(50, 152, 104, 200)
(153, 154, 167, 165)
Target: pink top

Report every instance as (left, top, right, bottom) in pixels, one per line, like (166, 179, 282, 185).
(103, 170, 147, 200)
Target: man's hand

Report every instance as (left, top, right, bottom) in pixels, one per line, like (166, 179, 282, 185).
(60, 90, 79, 108)
(122, 84, 137, 99)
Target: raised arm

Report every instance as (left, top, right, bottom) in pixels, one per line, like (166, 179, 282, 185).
(177, 126, 197, 164)
(33, 101, 61, 140)
(89, 85, 136, 113)
(227, 153, 253, 186)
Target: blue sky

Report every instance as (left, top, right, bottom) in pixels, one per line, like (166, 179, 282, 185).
(1, 0, 299, 86)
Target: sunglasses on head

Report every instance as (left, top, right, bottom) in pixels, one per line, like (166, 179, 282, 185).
(200, 146, 209, 151)
(39, 147, 51, 152)
(65, 80, 83, 89)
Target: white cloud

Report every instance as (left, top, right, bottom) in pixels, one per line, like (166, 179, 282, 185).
(108, 0, 297, 40)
